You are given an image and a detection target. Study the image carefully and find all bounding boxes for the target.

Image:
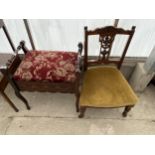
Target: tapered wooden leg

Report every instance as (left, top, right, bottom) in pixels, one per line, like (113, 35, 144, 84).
(75, 72, 81, 112)
(79, 107, 86, 118)
(75, 92, 80, 112)
(1, 92, 19, 112)
(122, 105, 134, 117)
(15, 91, 31, 110)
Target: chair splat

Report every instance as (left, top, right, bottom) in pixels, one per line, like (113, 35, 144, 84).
(99, 34, 115, 61)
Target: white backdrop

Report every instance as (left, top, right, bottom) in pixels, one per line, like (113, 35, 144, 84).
(28, 19, 114, 55)
(118, 19, 155, 57)
(0, 19, 155, 57)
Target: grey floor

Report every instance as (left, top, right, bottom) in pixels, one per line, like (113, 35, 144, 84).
(0, 84, 155, 135)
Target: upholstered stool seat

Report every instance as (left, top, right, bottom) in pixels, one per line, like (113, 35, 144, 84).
(80, 67, 138, 108)
(14, 51, 78, 82)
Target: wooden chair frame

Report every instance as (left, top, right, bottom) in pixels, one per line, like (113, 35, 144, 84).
(83, 26, 136, 70)
(78, 26, 136, 118)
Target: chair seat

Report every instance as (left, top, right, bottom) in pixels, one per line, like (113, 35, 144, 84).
(80, 67, 138, 107)
(14, 50, 78, 82)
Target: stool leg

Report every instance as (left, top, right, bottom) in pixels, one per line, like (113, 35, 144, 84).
(15, 91, 31, 110)
(75, 72, 81, 113)
(75, 92, 80, 112)
(1, 92, 19, 112)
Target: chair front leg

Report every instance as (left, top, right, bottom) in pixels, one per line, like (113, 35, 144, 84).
(122, 105, 134, 117)
(79, 107, 86, 118)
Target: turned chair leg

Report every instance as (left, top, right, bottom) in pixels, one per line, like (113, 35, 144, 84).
(15, 91, 31, 110)
(79, 107, 86, 118)
(122, 105, 134, 117)
(1, 92, 19, 112)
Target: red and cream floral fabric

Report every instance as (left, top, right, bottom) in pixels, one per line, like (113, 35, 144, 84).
(14, 51, 78, 82)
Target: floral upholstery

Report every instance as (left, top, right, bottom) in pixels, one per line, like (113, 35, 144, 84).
(14, 51, 78, 82)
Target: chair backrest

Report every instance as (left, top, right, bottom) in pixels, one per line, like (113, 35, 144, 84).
(84, 26, 136, 70)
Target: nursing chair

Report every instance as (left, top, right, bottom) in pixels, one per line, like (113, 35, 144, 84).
(78, 26, 138, 118)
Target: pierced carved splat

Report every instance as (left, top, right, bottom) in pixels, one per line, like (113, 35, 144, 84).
(84, 26, 135, 70)
(98, 34, 115, 61)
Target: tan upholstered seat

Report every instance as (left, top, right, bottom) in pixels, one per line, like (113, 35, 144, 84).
(80, 66, 138, 108)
